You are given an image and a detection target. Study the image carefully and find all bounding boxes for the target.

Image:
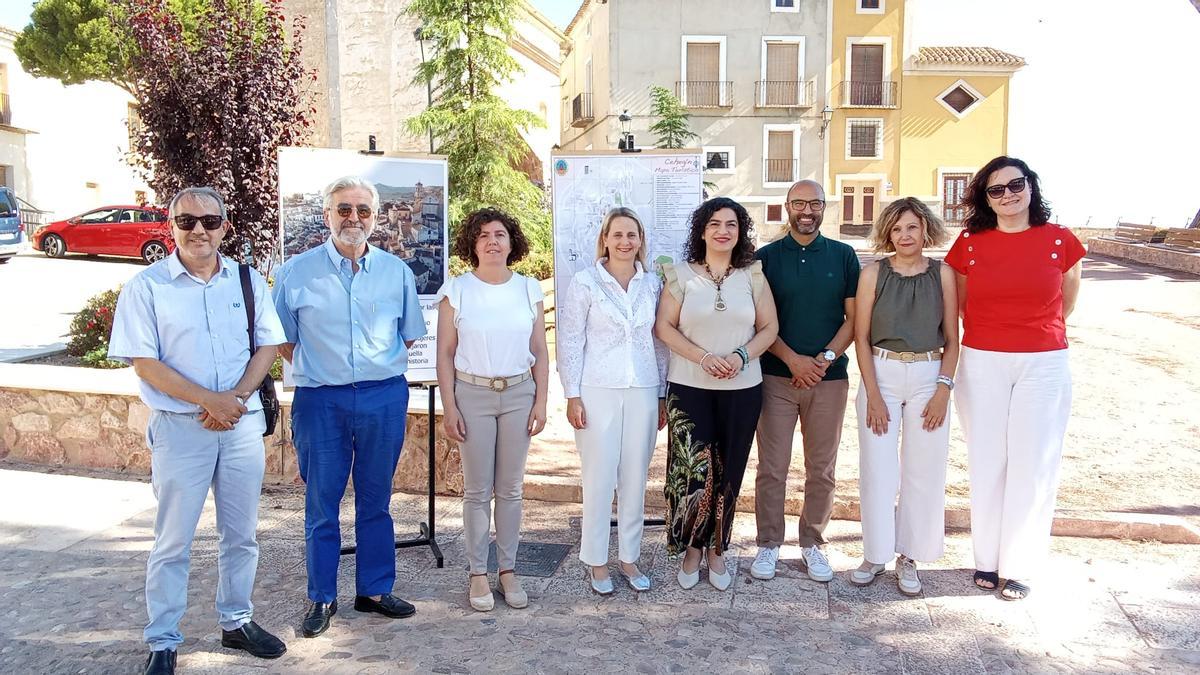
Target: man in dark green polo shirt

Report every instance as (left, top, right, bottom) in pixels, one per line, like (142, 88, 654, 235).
(749, 179, 859, 584)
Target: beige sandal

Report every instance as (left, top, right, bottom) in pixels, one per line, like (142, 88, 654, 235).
(468, 573, 494, 612)
(497, 569, 528, 609)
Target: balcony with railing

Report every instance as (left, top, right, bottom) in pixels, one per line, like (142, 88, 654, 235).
(763, 158, 798, 185)
(0, 93, 11, 126)
(570, 93, 594, 128)
(755, 80, 814, 108)
(675, 81, 733, 108)
(839, 80, 899, 108)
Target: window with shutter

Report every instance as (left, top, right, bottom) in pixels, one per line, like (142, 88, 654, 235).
(766, 130, 794, 182)
(686, 43, 721, 106)
(766, 204, 784, 222)
(850, 45, 885, 105)
(764, 43, 800, 105)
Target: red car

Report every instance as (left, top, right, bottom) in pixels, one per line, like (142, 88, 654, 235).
(33, 205, 175, 263)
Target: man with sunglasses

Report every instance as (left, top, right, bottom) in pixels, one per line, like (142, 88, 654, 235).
(750, 179, 860, 584)
(109, 187, 288, 675)
(272, 176, 426, 638)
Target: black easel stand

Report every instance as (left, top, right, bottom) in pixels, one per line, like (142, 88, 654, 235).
(613, 517, 666, 527)
(340, 383, 444, 568)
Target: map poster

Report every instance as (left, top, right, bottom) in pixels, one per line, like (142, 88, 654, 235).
(277, 147, 449, 384)
(550, 149, 704, 307)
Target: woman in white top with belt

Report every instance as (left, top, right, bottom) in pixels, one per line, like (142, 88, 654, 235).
(435, 208, 549, 612)
(558, 207, 668, 595)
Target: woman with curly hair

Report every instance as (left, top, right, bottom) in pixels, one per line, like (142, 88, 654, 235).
(435, 208, 549, 612)
(943, 156, 1085, 601)
(654, 197, 778, 591)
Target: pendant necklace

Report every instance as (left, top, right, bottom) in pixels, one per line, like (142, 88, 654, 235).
(703, 262, 732, 311)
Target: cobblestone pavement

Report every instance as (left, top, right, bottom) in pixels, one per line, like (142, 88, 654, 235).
(2, 474, 1199, 675)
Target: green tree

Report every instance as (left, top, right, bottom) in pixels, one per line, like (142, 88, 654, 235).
(14, 0, 256, 99)
(649, 85, 699, 149)
(405, 0, 551, 252)
(14, 0, 134, 94)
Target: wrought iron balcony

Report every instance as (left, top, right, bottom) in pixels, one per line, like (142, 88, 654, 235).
(675, 81, 733, 108)
(839, 80, 899, 108)
(763, 158, 798, 184)
(755, 80, 814, 108)
(0, 94, 11, 125)
(571, 93, 594, 127)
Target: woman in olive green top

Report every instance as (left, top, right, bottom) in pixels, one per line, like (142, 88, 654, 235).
(850, 197, 959, 596)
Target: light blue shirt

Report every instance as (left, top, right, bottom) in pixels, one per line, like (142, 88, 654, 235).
(108, 253, 287, 413)
(272, 238, 427, 387)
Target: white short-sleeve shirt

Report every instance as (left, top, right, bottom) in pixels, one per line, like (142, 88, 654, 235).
(437, 271, 544, 377)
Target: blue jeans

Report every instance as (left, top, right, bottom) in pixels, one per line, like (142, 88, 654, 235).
(143, 410, 267, 652)
(292, 376, 408, 602)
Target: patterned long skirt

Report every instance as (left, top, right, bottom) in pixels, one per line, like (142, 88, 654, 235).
(664, 381, 763, 556)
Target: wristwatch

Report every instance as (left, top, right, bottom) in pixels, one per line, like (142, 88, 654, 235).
(821, 349, 836, 363)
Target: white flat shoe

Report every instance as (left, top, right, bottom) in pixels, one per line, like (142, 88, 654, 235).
(677, 564, 699, 590)
(587, 568, 615, 596)
(708, 567, 732, 591)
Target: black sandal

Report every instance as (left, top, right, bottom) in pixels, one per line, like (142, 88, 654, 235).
(973, 570, 999, 591)
(1000, 579, 1030, 601)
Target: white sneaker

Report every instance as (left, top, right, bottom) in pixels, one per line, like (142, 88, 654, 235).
(750, 547, 780, 580)
(801, 545, 834, 582)
(897, 556, 922, 596)
(849, 559, 886, 586)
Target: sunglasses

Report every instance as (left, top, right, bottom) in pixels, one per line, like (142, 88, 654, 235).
(788, 199, 826, 212)
(174, 214, 224, 231)
(335, 203, 374, 220)
(984, 177, 1027, 199)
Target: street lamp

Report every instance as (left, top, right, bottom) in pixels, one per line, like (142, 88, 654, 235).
(617, 110, 640, 152)
(415, 25, 435, 154)
(818, 104, 834, 140)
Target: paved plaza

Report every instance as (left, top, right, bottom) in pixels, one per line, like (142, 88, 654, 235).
(1, 468, 1198, 674)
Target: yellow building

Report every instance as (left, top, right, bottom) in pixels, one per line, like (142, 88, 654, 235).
(827, 0, 1024, 233)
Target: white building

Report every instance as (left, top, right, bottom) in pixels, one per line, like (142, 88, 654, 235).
(0, 26, 151, 221)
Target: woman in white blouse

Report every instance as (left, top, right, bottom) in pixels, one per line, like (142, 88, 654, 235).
(435, 208, 549, 612)
(558, 207, 668, 595)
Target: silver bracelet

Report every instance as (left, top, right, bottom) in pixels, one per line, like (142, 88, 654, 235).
(936, 375, 955, 390)
(699, 352, 715, 369)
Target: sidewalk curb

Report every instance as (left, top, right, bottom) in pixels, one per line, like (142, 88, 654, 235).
(519, 475, 1200, 545)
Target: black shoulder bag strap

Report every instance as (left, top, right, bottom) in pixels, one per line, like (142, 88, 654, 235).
(238, 264, 278, 436)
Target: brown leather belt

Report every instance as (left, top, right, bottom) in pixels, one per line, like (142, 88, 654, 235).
(455, 370, 532, 392)
(873, 347, 942, 363)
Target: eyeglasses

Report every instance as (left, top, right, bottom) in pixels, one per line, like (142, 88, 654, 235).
(984, 177, 1027, 199)
(174, 214, 224, 231)
(788, 199, 826, 212)
(335, 203, 373, 220)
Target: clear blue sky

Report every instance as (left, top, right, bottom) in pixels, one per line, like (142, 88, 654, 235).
(529, 0, 579, 28)
(0, 1, 35, 32)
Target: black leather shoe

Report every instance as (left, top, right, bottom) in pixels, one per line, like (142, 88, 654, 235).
(301, 600, 337, 638)
(144, 649, 176, 675)
(221, 620, 287, 659)
(353, 593, 416, 618)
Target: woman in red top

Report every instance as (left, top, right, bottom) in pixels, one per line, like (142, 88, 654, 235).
(943, 156, 1085, 601)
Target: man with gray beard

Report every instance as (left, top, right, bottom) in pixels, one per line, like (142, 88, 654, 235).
(272, 176, 427, 637)
(750, 179, 860, 583)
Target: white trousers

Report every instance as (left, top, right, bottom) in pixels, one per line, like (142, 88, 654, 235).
(957, 346, 1072, 580)
(856, 357, 951, 564)
(576, 385, 658, 566)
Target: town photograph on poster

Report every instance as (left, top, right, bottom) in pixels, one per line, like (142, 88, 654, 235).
(277, 147, 449, 382)
(278, 147, 448, 296)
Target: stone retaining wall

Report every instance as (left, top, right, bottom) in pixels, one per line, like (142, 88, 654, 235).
(0, 375, 463, 496)
(1088, 237, 1200, 276)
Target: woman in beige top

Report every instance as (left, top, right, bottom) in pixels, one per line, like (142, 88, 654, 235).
(655, 197, 778, 591)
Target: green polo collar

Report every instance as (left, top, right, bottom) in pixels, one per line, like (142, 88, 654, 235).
(781, 231, 827, 252)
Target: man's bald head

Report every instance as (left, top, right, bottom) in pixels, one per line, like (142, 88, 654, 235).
(784, 179, 827, 237)
(786, 179, 825, 202)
